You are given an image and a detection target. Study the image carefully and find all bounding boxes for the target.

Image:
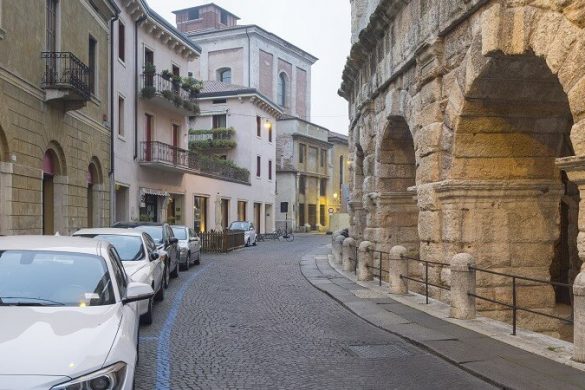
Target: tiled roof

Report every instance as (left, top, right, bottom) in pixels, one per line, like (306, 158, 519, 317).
(200, 80, 253, 94)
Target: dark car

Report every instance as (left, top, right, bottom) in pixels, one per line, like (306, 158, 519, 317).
(112, 222, 180, 282)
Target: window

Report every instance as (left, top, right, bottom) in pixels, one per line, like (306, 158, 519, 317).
(256, 156, 261, 177)
(320, 149, 326, 168)
(268, 123, 273, 142)
(268, 160, 272, 180)
(256, 116, 261, 137)
(193, 196, 208, 233)
(299, 203, 305, 226)
(88, 35, 97, 94)
(118, 96, 124, 136)
(339, 156, 344, 186)
(218, 68, 231, 84)
(118, 21, 125, 62)
(299, 175, 305, 194)
(212, 114, 226, 129)
(188, 8, 199, 20)
(46, 0, 58, 51)
(319, 205, 326, 226)
(277, 73, 287, 107)
(299, 144, 306, 164)
(220, 10, 228, 24)
(172, 65, 180, 93)
(320, 179, 327, 196)
(144, 48, 154, 85)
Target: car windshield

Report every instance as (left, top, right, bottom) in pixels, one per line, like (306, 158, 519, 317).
(88, 235, 144, 262)
(0, 251, 116, 307)
(172, 227, 187, 240)
(135, 226, 163, 244)
(229, 222, 249, 231)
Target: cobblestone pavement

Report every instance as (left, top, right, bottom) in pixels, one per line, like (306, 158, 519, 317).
(135, 234, 494, 390)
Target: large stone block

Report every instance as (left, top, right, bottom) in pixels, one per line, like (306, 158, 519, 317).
(418, 210, 441, 242)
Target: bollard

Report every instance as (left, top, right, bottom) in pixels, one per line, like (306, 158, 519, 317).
(357, 240, 374, 281)
(449, 253, 476, 320)
(573, 268, 585, 363)
(342, 237, 356, 272)
(334, 235, 345, 264)
(389, 246, 408, 294)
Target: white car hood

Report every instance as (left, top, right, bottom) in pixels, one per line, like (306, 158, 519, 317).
(123, 260, 149, 279)
(0, 305, 122, 377)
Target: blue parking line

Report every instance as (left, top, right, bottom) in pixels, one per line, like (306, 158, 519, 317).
(155, 265, 210, 390)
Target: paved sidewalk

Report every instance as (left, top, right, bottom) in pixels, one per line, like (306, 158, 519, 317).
(300, 249, 585, 390)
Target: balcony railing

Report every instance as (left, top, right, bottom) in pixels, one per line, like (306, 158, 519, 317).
(41, 52, 91, 100)
(139, 141, 250, 184)
(140, 73, 199, 115)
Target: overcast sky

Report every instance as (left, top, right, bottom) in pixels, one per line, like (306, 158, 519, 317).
(148, 0, 351, 135)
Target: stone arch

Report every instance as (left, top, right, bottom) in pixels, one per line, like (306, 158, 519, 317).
(87, 156, 105, 228)
(44, 140, 67, 176)
(439, 5, 585, 333)
(0, 125, 8, 162)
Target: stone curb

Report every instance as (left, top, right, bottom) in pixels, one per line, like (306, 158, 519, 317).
(299, 246, 585, 390)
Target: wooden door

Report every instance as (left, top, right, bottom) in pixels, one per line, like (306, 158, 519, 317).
(42, 175, 54, 235)
(308, 204, 317, 231)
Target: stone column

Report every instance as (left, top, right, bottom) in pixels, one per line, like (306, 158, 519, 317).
(357, 240, 374, 281)
(333, 234, 345, 264)
(389, 245, 408, 294)
(573, 267, 585, 363)
(450, 253, 476, 320)
(342, 237, 356, 272)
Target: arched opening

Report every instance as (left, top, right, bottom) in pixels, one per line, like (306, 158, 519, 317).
(450, 53, 577, 334)
(277, 72, 287, 107)
(87, 159, 103, 228)
(217, 67, 232, 84)
(0, 125, 8, 162)
(42, 150, 59, 235)
(376, 116, 418, 251)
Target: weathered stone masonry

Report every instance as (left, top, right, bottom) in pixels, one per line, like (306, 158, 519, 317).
(341, 0, 585, 333)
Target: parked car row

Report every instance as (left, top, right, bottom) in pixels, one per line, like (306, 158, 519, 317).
(0, 223, 201, 389)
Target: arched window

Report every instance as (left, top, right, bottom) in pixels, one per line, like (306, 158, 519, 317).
(217, 68, 231, 84)
(277, 73, 287, 107)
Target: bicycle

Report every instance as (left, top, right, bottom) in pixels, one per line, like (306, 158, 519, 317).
(279, 229, 294, 242)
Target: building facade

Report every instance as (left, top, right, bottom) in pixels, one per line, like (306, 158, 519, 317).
(112, 0, 200, 225)
(187, 81, 283, 233)
(0, 0, 118, 235)
(341, 0, 585, 334)
(173, 3, 317, 121)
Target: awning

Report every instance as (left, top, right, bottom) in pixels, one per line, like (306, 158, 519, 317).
(140, 188, 170, 197)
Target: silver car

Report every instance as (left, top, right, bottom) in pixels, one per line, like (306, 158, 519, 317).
(172, 225, 201, 270)
(73, 228, 165, 325)
(228, 221, 257, 247)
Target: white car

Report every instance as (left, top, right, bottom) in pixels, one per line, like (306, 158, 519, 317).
(0, 235, 153, 390)
(74, 228, 165, 325)
(228, 221, 257, 247)
(172, 225, 201, 270)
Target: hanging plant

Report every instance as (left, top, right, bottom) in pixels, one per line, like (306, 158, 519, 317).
(183, 100, 194, 112)
(141, 86, 156, 99)
(161, 89, 174, 101)
(143, 63, 156, 75)
(173, 94, 183, 108)
(161, 69, 172, 80)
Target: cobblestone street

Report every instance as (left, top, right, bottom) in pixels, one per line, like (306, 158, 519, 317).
(136, 234, 494, 389)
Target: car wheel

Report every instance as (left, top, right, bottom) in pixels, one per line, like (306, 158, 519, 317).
(252, 238, 257, 246)
(170, 258, 179, 278)
(154, 281, 164, 302)
(163, 263, 170, 289)
(140, 298, 153, 325)
(180, 257, 189, 271)
(245, 238, 250, 247)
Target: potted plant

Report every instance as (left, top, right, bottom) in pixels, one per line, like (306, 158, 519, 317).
(173, 94, 183, 108)
(141, 86, 156, 99)
(143, 63, 156, 76)
(161, 69, 172, 80)
(171, 74, 182, 87)
(161, 89, 174, 101)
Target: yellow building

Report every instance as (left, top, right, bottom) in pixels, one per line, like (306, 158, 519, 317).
(0, 0, 118, 235)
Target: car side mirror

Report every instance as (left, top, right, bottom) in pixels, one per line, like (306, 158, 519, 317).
(150, 252, 159, 261)
(122, 282, 154, 304)
(170, 237, 179, 245)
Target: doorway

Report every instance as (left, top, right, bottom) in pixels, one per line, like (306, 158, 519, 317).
(221, 198, 229, 230)
(254, 203, 261, 233)
(308, 204, 317, 231)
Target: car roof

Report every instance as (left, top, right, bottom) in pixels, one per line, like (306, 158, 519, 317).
(74, 228, 145, 237)
(113, 221, 167, 228)
(0, 235, 103, 255)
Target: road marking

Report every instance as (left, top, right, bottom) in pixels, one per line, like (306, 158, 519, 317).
(156, 264, 210, 390)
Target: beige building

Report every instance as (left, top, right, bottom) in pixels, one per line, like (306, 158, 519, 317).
(0, 0, 118, 235)
(342, 0, 585, 334)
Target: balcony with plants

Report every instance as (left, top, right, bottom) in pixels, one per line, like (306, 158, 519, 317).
(140, 64, 202, 115)
(189, 127, 237, 151)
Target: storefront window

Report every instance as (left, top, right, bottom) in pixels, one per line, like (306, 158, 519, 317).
(193, 196, 208, 233)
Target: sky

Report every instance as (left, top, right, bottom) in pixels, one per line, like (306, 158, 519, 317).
(148, 0, 352, 135)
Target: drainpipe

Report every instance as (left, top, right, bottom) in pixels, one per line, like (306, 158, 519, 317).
(245, 26, 251, 87)
(109, 11, 119, 225)
(134, 15, 147, 160)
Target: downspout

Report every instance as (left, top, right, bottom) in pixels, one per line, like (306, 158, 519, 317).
(109, 11, 119, 225)
(245, 27, 250, 87)
(134, 15, 147, 160)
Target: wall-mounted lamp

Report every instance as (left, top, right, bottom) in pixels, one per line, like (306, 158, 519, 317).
(333, 192, 338, 199)
(264, 121, 272, 130)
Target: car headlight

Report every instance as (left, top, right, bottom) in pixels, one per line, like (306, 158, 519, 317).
(52, 362, 127, 390)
